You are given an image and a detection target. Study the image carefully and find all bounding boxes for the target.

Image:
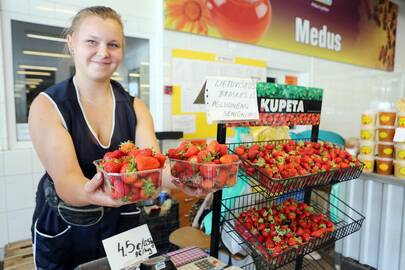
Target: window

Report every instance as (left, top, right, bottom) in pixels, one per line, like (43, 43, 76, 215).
(11, 20, 150, 141)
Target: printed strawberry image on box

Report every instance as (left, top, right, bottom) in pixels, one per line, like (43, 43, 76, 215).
(94, 141, 165, 204)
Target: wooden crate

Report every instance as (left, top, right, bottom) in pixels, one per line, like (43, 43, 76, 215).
(4, 240, 34, 270)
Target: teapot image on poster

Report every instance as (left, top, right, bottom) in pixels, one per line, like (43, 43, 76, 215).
(207, 0, 272, 43)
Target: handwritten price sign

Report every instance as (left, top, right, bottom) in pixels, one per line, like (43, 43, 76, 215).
(103, 224, 157, 270)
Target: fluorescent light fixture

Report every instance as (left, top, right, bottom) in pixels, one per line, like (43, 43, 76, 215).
(23, 50, 70, 59)
(25, 78, 43, 83)
(26, 81, 41, 85)
(29, 84, 37, 89)
(19, 65, 58, 71)
(17, 71, 51, 76)
(140, 84, 150, 88)
(14, 84, 25, 88)
(36, 5, 76, 15)
(129, 73, 140, 77)
(26, 33, 66, 43)
(140, 62, 149, 66)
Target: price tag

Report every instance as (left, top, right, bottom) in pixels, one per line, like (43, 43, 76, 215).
(102, 224, 157, 270)
(204, 77, 259, 123)
(394, 128, 405, 142)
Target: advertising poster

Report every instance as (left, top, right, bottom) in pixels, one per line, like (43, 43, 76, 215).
(165, 0, 398, 71)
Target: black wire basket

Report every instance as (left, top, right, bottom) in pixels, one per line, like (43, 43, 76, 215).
(227, 140, 363, 196)
(242, 253, 333, 270)
(221, 190, 365, 269)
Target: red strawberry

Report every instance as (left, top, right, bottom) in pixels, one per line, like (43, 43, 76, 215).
(119, 141, 137, 154)
(120, 159, 138, 184)
(154, 153, 167, 168)
(137, 148, 153, 157)
(200, 163, 218, 178)
(207, 140, 220, 154)
(103, 150, 124, 160)
(135, 156, 160, 171)
(197, 150, 213, 163)
(128, 148, 140, 159)
(114, 179, 129, 198)
(184, 145, 199, 158)
(234, 146, 245, 156)
(103, 159, 123, 173)
(219, 154, 239, 164)
(218, 144, 228, 156)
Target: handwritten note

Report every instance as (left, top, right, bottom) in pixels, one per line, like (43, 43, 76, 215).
(205, 77, 259, 124)
(102, 224, 157, 270)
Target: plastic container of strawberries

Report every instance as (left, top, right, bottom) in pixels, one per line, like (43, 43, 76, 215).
(93, 159, 162, 204)
(169, 158, 240, 195)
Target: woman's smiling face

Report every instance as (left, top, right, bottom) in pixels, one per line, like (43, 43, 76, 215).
(68, 15, 124, 82)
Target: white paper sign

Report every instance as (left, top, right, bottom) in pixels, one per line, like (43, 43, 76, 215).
(205, 77, 259, 124)
(394, 128, 405, 142)
(172, 114, 196, 133)
(102, 224, 157, 270)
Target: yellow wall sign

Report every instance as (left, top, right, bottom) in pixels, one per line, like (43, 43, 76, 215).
(171, 48, 267, 139)
(165, 0, 398, 71)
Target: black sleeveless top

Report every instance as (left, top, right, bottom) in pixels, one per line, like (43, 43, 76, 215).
(42, 77, 137, 179)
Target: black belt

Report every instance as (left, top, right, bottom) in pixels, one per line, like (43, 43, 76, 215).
(43, 176, 111, 227)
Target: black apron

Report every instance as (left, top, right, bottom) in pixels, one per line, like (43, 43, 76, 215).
(31, 77, 140, 269)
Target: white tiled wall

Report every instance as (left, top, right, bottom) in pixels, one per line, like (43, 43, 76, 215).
(0, 149, 42, 260)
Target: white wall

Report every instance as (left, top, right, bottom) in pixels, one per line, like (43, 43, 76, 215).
(0, 0, 162, 260)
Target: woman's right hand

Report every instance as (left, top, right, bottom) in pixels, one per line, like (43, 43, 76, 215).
(84, 173, 123, 207)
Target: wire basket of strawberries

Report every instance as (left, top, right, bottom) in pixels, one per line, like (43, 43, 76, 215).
(221, 190, 365, 268)
(228, 140, 363, 196)
(93, 141, 166, 203)
(167, 140, 241, 196)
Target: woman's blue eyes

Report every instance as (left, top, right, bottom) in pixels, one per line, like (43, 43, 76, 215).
(85, 40, 120, 48)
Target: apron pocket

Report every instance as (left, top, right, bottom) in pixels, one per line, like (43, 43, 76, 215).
(118, 204, 141, 233)
(34, 218, 71, 270)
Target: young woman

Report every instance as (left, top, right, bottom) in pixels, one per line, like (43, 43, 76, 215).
(29, 6, 160, 269)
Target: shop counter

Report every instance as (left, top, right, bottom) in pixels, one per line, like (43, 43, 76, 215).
(335, 173, 405, 270)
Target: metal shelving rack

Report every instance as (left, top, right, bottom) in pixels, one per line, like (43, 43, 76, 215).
(209, 84, 364, 270)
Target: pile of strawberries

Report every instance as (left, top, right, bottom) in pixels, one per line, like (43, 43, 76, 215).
(95, 141, 166, 202)
(168, 140, 240, 191)
(234, 140, 361, 180)
(234, 198, 334, 260)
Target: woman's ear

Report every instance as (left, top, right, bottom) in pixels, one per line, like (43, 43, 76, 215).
(66, 34, 74, 55)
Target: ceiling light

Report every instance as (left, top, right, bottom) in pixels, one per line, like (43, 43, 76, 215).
(36, 5, 76, 15)
(19, 65, 58, 71)
(140, 62, 149, 66)
(25, 78, 43, 83)
(29, 84, 37, 89)
(26, 33, 66, 43)
(14, 84, 25, 88)
(140, 84, 150, 88)
(25, 81, 41, 85)
(17, 71, 51, 76)
(23, 50, 70, 59)
(129, 73, 140, 77)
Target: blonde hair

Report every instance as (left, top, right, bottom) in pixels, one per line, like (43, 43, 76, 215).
(64, 6, 125, 53)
